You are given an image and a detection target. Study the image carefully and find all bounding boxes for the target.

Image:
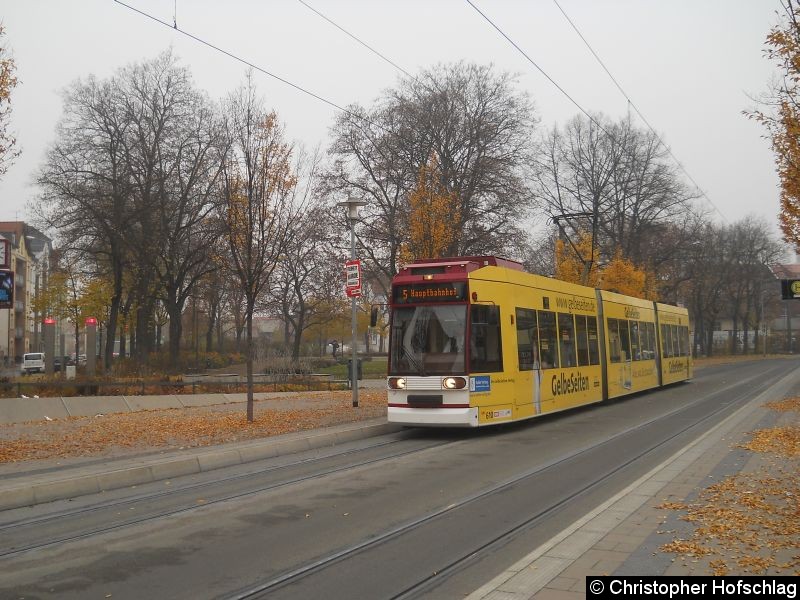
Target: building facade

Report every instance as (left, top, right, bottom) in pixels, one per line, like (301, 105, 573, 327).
(0, 222, 52, 366)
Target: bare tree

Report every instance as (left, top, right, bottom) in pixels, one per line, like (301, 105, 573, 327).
(268, 200, 344, 361)
(534, 113, 701, 281)
(685, 218, 784, 356)
(115, 52, 224, 365)
(323, 62, 537, 292)
(36, 72, 133, 370)
(219, 75, 296, 421)
(37, 52, 225, 368)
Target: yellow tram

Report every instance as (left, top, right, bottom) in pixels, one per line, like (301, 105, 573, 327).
(387, 256, 692, 427)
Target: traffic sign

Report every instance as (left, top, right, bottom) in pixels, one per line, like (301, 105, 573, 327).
(781, 279, 800, 299)
(0, 238, 8, 269)
(0, 270, 13, 309)
(345, 259, 362, 297)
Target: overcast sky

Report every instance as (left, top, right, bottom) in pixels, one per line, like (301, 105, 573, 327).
(0, 0, 785, 234)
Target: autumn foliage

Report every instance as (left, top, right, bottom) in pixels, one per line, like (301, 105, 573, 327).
(0, 25, 19, 178)
(402, 155, 461, 261)
(0, 390, 388, 463)
(555, 232, 658, 299)
(750, 1, 800, 250)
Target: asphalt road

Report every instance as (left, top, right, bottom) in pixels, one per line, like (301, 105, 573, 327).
(0, 358, 796, 599)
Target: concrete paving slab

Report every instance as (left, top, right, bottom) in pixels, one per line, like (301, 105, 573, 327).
(223, 393, 248, 403)
(0, 397, 70, 424)
(33, 475, 101, 505)
(149, 457, 201, 481)
(197, 449, 244, 472)
(124, 395, 183, 411)
(62, 395, 131, 417)
(176, 393, 229, 407)
(0, 485, 34, 509)
(96, 466, 155, 491)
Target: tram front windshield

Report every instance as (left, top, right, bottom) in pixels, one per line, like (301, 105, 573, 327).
(390, 305, 466, 376)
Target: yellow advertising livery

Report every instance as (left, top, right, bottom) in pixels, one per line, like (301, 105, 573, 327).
(387, 256, 692, 427)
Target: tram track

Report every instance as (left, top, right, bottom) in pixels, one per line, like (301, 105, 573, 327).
(0, 433, 464, 559)
(222, 363, 785, 600)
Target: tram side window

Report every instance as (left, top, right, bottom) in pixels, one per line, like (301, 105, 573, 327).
(470, 305, 503, 373)
(669, 325, 683, 356)
(646, 322, 656, 359)
(575, 315, 590, 366)
(515, 308, 538, 371)
(587, 316, 600, 365)
(630, 321, 641, 361)
(661, 325, 673, 358)
(537, 310, 559, 369)
(608, 319, 621, 363)
(558, 313, 577, 367)
(619, 319, 632, 362)
(637, 321, 649, 359)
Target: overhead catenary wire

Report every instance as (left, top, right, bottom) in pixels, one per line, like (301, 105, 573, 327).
(300, 0, 722, 226)
(464, 0, 602, 131)
(112, 0, 386, 135)
(296, 0, 415, 81)
(551, 0, 728, 223)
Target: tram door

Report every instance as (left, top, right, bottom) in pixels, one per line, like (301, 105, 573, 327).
(620, 320, 632, 390)
(608, 317, 632, 394)
(515, 309, 542, 414)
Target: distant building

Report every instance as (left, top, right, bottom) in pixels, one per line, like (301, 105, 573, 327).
(769, 263, 800, 352)
(0, 222, 52, 366)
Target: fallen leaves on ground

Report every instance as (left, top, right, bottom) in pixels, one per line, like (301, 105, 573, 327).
(657, 469, 800, 575)
(739, 426, 800, 457)
(656, 396, 800, 575)
(765, 396, 800, 413)
(0, 390, 387, 463)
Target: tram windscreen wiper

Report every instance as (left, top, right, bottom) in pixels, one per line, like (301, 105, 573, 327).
(405, 351, 427, 376)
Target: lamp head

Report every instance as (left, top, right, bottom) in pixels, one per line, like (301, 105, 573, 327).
(337, 199, 368, 220)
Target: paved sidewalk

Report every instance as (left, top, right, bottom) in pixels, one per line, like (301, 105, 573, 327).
(467, 367, 799, 599)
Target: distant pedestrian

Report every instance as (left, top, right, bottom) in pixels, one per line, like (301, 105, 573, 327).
(331, 340, 339, 358)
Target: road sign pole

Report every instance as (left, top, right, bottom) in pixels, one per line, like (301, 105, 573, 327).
(349, 220, 359, 408)
(338, 198, 367, 408)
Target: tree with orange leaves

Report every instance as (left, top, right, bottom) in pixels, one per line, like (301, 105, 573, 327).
(555, 231, 658, 299)
(554, 233, 600, 287)
(402, 155, 461, 261)
(0, 25, 19, 179)
(598, 249, 658, 300)
(749, 0, 800, 249)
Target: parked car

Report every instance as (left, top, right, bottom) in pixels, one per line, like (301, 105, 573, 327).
(21, 352, 45, 375)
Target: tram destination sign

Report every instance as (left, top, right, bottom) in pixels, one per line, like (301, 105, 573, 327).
(781, 279, 800, 300)
(393, 282, 467, 304)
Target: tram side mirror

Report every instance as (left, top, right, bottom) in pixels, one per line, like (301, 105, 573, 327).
(370, 306, 379, 327)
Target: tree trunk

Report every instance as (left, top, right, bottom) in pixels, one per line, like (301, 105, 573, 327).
(168, 306, 183, 367)
(291, 312, 305, 361)
(246, 307, 254, 422)
(119, 329, 127, 360)
(205, 306, 216, 352)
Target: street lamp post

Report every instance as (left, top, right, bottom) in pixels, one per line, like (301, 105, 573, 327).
(338, 199, 367, 408)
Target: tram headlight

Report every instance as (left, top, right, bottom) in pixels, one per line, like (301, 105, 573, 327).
(388, 377, 407, 389)
(442, 377, 467, 390)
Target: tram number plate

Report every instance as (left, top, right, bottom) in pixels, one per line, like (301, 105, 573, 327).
(482, 409, 512, 421)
